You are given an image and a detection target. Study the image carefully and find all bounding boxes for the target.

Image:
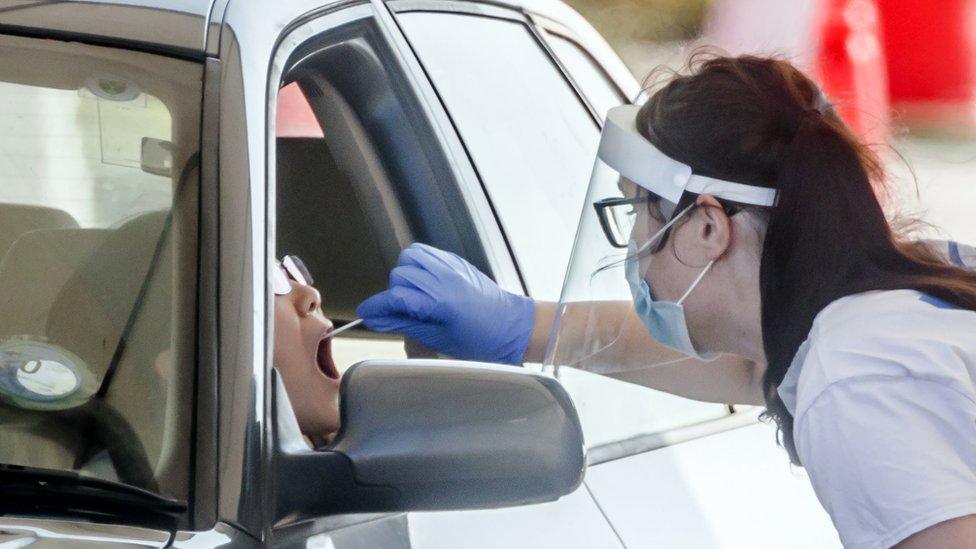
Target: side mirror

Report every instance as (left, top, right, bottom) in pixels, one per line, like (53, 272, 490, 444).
(273, 360, 584, 524)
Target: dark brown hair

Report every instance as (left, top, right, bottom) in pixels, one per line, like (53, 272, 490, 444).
(636, 53, 976, 464)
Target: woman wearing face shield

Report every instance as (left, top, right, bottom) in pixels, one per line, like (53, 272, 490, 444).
(358, 55, 976, 548)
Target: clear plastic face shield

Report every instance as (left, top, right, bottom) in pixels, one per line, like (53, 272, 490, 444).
(543, 105, 777, 375)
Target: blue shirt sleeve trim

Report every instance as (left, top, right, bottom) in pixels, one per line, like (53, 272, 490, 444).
(920, 293, 960, 310)
(949, 240, 965, 267)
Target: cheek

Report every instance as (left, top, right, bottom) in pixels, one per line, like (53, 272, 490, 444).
(645, 251, 672, 298)
(632, 211, 658, 242)
(646, 243, 691, 302)
(273, 301, 303, 369)
(633, 207, 670, 253)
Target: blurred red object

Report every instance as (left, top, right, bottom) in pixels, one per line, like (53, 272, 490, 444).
(878, 0, 976, 134)
(813, 0, 891, 144)
(276, 82, 324, 138)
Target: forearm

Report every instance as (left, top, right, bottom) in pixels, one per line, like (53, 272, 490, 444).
(606, 355, 766, 405)
(609, 310, 766, 404)
(523, 300, 557, 364)
(526, 299, 766, 405)
(893, 515, 976, 549)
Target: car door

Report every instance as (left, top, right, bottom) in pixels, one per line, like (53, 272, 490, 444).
(385, 1, 840, 547)
(220, 0, 584, 543)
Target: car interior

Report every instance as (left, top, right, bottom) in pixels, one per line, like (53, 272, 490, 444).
(0, 207, 185, 490)
(0, 35, 201, 500)
(276, 79, 410, 323)
(274, 20, 496, 360)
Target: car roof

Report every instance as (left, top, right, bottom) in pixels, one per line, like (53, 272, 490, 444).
(0, 0, 212, 59)
(0, 0, 579, 60)
(0, 0, 636, 98)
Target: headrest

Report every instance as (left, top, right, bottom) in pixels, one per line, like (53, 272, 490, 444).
(0, 203, 78, 258)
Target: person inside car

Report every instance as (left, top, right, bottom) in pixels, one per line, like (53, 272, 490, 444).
(272, 255, 343, 446)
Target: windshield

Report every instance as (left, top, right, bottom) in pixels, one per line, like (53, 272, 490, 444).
(0, 35, 201, 502)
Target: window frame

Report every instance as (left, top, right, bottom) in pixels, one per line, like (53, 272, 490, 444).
(264, 1, 522, 536)
(532, 17, 631, 119)
(262, 5, 404, 539)
(388, 0, 603, 128)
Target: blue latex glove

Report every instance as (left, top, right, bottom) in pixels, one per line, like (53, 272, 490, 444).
(356, 243, 536, 365)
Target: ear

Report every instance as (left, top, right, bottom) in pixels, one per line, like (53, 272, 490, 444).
(695, 194, 732, 261)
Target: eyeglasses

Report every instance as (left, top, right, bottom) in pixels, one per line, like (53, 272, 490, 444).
(593, 192, 678, 249)
(272, 255, 314, 295)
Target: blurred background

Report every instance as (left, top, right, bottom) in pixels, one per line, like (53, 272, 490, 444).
(564, 0, 709, 77)
(564, 0, 976, 245)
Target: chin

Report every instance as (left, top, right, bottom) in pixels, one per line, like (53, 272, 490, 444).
(308, 395, 341, 438)
(321, 400, 341, 436)
(301, 415, 340, 441)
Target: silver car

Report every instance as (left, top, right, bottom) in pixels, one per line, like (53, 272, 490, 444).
(0, 0, 837, 547)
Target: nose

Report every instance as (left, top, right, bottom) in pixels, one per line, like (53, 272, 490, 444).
(291, 283, 321, 317)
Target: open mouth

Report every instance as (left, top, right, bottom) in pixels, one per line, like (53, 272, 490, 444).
(315, 335, 340, 380)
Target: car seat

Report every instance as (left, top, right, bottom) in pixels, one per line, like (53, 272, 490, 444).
(0, 228, 109, 339)
(46, 210, 188, 491)
(0, 203, 78, 261)
(0, 210, 189, 494)
(276, 79, 412, 322)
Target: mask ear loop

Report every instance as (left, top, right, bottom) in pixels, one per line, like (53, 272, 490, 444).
(676, 260, 714, 305)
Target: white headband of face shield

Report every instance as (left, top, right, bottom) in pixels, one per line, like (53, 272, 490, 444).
(598, 105, 779, 208)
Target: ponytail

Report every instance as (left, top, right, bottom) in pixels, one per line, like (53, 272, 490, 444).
(759, 109, 888, 463)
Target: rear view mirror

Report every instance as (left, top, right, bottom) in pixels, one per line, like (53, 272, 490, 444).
(140, 137, 175, 177)
(273, 360, 585, 524)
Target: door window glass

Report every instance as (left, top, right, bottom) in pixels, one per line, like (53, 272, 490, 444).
(548, 34, 626, 119)
(399, 12, 596, 302)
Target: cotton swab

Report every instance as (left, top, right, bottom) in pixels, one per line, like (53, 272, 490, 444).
(324, 318, 364, 339)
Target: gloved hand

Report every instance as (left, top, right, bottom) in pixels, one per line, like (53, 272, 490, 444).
(356, 243, 536, 365)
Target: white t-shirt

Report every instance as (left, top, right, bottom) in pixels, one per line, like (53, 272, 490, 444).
(777, 285, 976, 548)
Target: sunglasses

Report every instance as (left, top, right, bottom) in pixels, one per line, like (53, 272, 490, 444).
(272, 255, 314, 295)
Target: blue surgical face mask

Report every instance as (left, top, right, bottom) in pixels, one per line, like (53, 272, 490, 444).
(625, 206, 718, 361)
